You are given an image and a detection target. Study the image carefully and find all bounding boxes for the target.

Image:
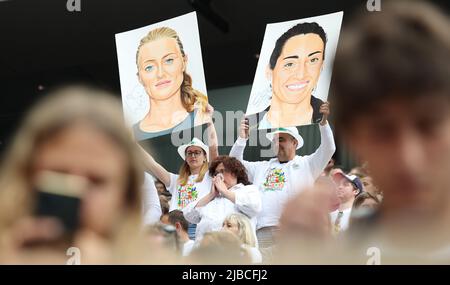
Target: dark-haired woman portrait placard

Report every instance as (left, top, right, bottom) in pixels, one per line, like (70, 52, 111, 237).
(245, 12, 343, 130)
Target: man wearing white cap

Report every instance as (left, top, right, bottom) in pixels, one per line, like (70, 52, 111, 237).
(230, 102, 335, 249)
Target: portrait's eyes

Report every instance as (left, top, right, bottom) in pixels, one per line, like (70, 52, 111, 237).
(309, 57, 320, 64)
(165, 58, 174, 65)
(283, 61, 295, 69)
(144, 65, 154, 72)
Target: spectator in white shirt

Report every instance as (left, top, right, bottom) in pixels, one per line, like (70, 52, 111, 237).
(139, 105, 218, 240)
(230, 102, 335, 248)
(140, 135, 218, 213)
(183, 156, 262, 243)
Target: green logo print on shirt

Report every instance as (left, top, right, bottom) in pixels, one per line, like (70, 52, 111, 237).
(177, 183, 198, 209)
(262, 168, 287, 191)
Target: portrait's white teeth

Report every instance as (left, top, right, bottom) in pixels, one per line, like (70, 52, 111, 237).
(286, 83, 307, 90)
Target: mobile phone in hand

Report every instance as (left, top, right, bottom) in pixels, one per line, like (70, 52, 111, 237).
(33, 171, 88, 239)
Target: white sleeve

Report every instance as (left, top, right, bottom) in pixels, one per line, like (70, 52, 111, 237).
(229, 137, 265, 183)
(142, 173, 162, 225)
(305, 122, 336, 179)
(248, 247, 263, 264)
(235, 185, 262, 218)
(182, 199, 202, 224)
(166, 173, 178, 195)
(229, 136, 247, 161)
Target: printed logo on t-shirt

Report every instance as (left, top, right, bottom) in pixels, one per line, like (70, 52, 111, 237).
(262, 168, 287, 191)
(177, 182, 198, 209)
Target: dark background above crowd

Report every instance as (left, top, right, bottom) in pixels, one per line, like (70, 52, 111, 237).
(0, 0, 449, 154)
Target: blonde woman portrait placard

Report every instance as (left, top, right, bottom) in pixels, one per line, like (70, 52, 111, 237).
(116, 12, 210, 140)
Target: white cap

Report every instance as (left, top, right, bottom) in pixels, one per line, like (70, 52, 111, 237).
(266, 127, 304, 150)
(177, 137, 209, 161)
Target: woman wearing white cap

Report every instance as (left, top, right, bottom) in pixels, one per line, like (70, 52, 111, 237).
(140, 105, 218, 238)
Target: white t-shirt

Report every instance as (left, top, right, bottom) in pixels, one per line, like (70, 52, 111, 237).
(183, 183, 261, 242)
(330, 208, 352, 233)
(142, 173, 162, 225)
(229, 123, 336, 229)
(166, 171, 212, 212)
(182, 239, 195, 257)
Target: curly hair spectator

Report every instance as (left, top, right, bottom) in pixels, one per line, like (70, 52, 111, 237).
(183, 155, 261, 243)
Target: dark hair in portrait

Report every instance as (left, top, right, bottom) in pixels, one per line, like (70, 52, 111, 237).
(269, 22, 328, 70)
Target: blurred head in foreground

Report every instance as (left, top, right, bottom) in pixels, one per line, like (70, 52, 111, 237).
(189, 231, 250, 264)
(274, 184, 335, 264)
(0, 86, 160, 264)
(332, 0, 450, 261)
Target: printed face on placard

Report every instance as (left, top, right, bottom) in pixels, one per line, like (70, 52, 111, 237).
(115, 12, 208, 141)
(245, 12, 343, 129)
(137, 37, 186, 102)
(269, 33, 324, 105)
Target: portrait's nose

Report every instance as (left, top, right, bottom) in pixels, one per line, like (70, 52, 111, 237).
(293, 61, 306, 78)
(156, 64, 164, 79)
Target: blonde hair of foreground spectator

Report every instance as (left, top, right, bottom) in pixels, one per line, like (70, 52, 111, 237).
(189, 231, 251, 264)
(0, 87, 172, 263)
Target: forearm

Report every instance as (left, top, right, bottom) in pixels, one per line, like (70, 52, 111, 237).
(319, 122, 336, 159)
(221, 189, 236, 203)
(308, 122, 336, 178)
(195, 192, 215, 208)
(206, 121, 219, 163)
(229, 137, 247, 161)
(138, 145, 170, 186)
